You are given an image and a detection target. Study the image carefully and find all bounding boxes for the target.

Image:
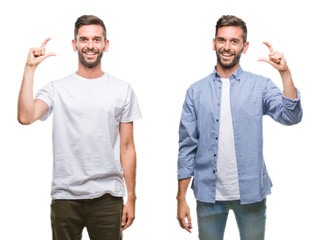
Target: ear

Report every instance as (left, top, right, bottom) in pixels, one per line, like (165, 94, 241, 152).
(212, 38, 216, 51)
(242, 41, 249, 54)
(104, 40, 110, 52)
(72, 39, 77, 51)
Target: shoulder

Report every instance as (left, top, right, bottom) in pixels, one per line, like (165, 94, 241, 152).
(187, 73, 213, 94)
(107, 73, 132, 89)
(240, 69, 269, 83)
(46, 73, 75, 87)
(105, 74, 139, 102)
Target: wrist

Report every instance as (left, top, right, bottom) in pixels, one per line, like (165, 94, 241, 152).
(126, 193, 137, 202)
(24, 64, 37, 72)
(279, 68, 291, 78)
(176, 195, 186, 202)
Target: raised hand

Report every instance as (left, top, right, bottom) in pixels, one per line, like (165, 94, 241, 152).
(26, 38, 56, 68)
(258, 41, 297, 99)
(258, 42, 289, 72)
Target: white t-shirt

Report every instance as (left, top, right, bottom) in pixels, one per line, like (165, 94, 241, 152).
(36, 73, 141, 199)
(215, 78, 240, 201)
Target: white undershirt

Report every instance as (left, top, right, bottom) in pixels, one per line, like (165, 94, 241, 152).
(215, 78, 240, 201)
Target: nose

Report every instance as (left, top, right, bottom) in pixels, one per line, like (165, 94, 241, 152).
(224, 41, 231, 50)
(87, 39, 94, 49)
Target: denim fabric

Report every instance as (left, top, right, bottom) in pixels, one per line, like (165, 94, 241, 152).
(178, 66, 302, 204)
(197, 199, 266, 240)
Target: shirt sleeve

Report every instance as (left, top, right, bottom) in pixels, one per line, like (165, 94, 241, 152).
(263, 79, 303, 125)
(120, 85, 142, 123)
(178, 88, 198, 180)
(35, 82, 54, 121)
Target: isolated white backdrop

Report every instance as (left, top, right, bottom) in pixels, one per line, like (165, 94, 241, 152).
(1, 0, 318, 239)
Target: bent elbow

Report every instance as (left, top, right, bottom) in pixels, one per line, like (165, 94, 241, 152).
(17, 114, 33, 125)
(291, 108, 303, 125)
(283, 111, 303, 126)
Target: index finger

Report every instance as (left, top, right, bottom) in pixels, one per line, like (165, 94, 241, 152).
(179, 218, 191, 233)
(41, 38, 51, 48)
(263, 41, 274, 53)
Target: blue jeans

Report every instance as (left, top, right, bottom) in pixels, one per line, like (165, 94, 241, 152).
(196, 199, 266, 240)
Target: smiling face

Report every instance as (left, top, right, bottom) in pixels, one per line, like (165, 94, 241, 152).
(72, 24, 109, 69)
(213, 26, 249, 75)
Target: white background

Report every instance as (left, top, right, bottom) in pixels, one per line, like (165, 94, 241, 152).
(1, 0, 319, 239)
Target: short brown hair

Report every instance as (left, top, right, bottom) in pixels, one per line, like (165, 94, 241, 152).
(215, 15, 247, 42)
(74, 15, 107, 40)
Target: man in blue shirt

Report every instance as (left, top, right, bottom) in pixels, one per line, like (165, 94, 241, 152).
(176, 15, 302, 240)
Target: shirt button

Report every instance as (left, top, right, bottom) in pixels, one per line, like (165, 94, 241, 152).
(216, 119, 219, 122)
(215, 137, 218, 140)
(214, 154, 217, 157)
(213, 170, 216, 174)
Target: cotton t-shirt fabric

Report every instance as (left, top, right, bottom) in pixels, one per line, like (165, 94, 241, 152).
(215, 78, 240, 201)
(36, 73, 141, 200)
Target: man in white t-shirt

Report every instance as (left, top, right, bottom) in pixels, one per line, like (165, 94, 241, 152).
(18, 15, 141, 240)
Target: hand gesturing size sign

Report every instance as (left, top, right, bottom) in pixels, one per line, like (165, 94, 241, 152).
(258, 42, 289, 72)
(26, 38, 56, 67)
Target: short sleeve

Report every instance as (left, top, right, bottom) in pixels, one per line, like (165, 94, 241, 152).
(120, 85, 142, 122)
(35, 82, 54, 121)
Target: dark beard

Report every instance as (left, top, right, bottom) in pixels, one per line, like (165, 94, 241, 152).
(216, 46, 243, 69)
(216, 52, 241, 69)
(77, 49, 103, 68)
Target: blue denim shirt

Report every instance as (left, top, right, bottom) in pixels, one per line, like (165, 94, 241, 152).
(178, 66, 302, 204)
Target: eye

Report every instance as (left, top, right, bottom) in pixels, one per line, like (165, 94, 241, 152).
(79, 38, 88, 43)
(231, 39, 240, 44)
(94, 38, 101, 43)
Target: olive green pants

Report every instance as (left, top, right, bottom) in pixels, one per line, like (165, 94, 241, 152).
(51, 193, 123, 240)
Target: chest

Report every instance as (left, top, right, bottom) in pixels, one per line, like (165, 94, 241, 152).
(53, 81, 126, 122)
(196, 81, 264, 119)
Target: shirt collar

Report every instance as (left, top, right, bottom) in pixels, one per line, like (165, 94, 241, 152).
(213, 65, 243, 82)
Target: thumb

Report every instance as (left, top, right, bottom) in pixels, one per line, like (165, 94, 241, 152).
(43, 52, 56, 59)
(121, 211, 127, 226)
(36, 52, 56, 64)
(187, 213, 192, 227)
(187, 213, 192, 222)
(258, 58, 277, 68)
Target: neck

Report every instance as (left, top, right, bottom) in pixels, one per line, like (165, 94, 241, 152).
(216, 63, 239, 78)
(76, 62, 104, 79)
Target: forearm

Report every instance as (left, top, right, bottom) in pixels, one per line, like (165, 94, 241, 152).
(176, 177, 193, 232)
(280, 69, 297, 100)
(18, 65, 37, 124)
(121, 147, 137, 201)
(176, 177, 191, 201)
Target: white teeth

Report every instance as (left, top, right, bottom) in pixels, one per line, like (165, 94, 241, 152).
(85, 53, 96, 55)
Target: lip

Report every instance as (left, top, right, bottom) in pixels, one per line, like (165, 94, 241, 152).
(84, 53, 97, 57)
(220, 51, 234, 60)
(82, 51, 98, 59)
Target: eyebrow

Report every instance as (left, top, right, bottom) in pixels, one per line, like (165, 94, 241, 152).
(217, 37, 240, 42)
(79, 36, 103, 40)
